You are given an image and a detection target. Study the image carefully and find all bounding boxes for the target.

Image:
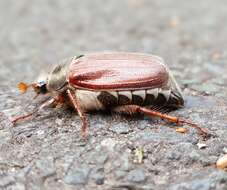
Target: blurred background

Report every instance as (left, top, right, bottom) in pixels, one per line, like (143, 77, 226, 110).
(0, 0, 226, 94)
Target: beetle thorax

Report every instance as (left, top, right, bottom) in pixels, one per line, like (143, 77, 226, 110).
(47, 62, 69, 92)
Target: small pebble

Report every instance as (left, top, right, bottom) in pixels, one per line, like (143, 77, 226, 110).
(216, 154, 227, 170)
(176, 127, 188, 133)
(223, 147, 227, 154)
(211, 52, 221, 60)
(197, 143, 207, 149)
(133, 147, 144, 164)
(169, 17, 180, 28)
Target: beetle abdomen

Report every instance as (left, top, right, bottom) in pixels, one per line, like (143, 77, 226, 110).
(76, 87, 184, 112)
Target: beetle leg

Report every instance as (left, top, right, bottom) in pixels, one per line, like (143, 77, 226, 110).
(66, 89, 88, 137)
(12, 98, 56, 125)
(113, 105, 210, 138)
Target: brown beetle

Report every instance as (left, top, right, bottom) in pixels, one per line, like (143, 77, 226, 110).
(12, 52, 209, 137)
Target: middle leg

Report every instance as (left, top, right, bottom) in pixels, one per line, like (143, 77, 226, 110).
(66, 89, 89, 137)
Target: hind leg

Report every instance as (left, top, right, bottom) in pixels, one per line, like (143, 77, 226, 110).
(113, 105, 210, 138)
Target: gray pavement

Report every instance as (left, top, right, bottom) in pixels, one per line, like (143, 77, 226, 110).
(0, 0, 227, 189)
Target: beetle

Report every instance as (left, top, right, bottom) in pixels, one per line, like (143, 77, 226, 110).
(12, 52, 209, 138)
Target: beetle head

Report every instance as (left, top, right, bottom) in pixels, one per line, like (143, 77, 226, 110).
(18, 81, 48, 95)
(33, 81, 48, 94)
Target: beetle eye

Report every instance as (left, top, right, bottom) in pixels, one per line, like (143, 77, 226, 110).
(38, 82, 47, 94)
(40, 84, 47, 94)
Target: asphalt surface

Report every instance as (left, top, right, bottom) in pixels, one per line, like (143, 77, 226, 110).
(0, 0, 227, 190)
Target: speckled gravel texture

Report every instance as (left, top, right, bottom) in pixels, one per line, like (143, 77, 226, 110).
(0, 0, 227, 190)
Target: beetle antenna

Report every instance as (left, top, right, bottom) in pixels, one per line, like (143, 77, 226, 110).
(18, 82, 32, 94)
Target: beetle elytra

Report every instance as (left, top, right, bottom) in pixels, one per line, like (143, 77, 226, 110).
(12, 52, 209, 138)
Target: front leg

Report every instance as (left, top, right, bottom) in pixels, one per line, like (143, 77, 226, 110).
(66, 89, 89, 137)
(12, 98, 56, 125)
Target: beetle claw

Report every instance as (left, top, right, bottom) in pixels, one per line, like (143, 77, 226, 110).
(200, 130, 216, 140)
(81, 117, 89, 138)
